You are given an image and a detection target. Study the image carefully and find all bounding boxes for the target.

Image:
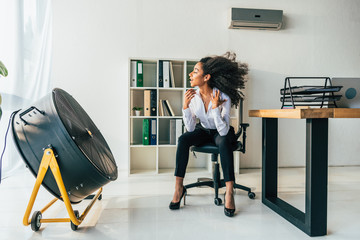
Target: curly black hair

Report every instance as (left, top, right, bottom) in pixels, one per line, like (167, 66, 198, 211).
(199, 52, 249, 107)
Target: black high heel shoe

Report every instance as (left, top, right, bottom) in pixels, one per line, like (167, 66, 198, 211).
(169, 186, 187, 210)
(224, 191, 235, 217)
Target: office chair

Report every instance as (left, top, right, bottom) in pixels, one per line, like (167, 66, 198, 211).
(184, 100, 255, 206)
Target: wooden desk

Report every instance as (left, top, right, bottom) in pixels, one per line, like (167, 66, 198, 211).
(249, 108, 360, 237)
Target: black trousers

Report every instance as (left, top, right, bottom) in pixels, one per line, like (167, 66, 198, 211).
(175, 124, 237, 182)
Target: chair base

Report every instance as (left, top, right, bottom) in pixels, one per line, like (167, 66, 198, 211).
(184, 162, 255, 206)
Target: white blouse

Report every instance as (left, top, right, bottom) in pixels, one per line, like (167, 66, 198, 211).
(182, 88, 231, 136)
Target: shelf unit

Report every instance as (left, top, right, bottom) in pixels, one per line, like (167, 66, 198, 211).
(128, 58, 241, 175)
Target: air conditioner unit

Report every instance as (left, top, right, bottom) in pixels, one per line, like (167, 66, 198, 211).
(229, 8, 283, 30)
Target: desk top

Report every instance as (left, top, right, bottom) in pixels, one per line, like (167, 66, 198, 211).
(249, 108, 360, 119)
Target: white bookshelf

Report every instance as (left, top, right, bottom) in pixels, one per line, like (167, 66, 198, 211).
(128, 58, 241, 175)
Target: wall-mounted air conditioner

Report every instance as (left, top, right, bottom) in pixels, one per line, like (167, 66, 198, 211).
(229, 8, 283, 30)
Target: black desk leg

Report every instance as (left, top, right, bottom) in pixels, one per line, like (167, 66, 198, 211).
(262, 118, 278, 201)
(305, 118, 328, 236)
(262, 118, 328, 237)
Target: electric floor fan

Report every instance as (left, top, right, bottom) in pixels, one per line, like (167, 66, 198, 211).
(12, 88, 118, 231)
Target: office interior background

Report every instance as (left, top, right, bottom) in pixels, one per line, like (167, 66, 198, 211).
(55, 0, 360, 170)
(0, 0, 360, 239)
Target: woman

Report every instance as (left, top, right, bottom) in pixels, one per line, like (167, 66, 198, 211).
(169, 52, 248, 217)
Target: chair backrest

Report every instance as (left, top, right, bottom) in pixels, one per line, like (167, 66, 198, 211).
(235, 99, 250, 153)
(234, 99, 244, 139)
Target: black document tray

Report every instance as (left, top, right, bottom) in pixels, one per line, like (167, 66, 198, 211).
(280, 86, 343, 95)
(280, 77, 343, 109)
(280, 94, 342, 102)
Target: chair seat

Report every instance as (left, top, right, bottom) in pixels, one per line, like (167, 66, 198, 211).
(190, 141, 242, 156)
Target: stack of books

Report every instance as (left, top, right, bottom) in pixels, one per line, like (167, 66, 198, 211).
(159, 99, 175, 116)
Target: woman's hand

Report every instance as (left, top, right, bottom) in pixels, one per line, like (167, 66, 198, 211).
(211, 90, 227, 109)
(183, 89, 196, 109)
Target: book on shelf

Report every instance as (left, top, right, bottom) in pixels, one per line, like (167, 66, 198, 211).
(150, 119, 157, 145)
(159, 99, 164, 116)
(161, 100, 170, 116)
(159, 60, 163, 87)
(142, 119, 149, 145)
(159, 99, 165, 116)
(130, 60, 137, 87)
(163, 61, 170, 88)
(169, 119, 176, 145)
(150, 90, 157, 116)
(137, 61, 143, 87)
(165, 99, 175, 116)
(162, 100, 171, 116)
(169, 61, 175, 88)
(175, 119, 182, 145)
(170, 119, 183, 145)
(144, 90, 150, 116)
(144, 90, 157, 116)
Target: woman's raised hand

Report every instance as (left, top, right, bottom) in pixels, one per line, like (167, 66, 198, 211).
(211, 90, 227, 109)
(183, 89, 196, 109)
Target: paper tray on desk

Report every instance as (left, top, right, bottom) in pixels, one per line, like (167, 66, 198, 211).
(280, 86, 343, 95)
(280, 95, 342, 102)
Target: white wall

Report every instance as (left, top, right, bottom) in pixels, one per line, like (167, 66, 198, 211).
(52, 0, 360, 170)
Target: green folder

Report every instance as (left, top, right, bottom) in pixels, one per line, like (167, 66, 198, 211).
(142, 119, 149, 145)
(137, 60, 143, 87)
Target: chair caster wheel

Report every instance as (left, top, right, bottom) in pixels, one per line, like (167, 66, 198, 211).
(31, 211, 42, 232)
(214, 198, 222, 206)
(248, 192, 256, 199)
(71, 210, 80, 231)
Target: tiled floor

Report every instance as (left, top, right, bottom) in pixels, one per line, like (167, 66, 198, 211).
(0, 167, 359, 240)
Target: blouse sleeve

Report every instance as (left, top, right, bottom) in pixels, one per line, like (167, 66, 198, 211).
(211, 95, 231, 136)
(182, 107, 196, 132)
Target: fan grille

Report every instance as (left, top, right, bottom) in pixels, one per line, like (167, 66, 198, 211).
(52, 88, 117, 180)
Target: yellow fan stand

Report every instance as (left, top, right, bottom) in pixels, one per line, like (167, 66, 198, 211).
(23, 147, 102, 231)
